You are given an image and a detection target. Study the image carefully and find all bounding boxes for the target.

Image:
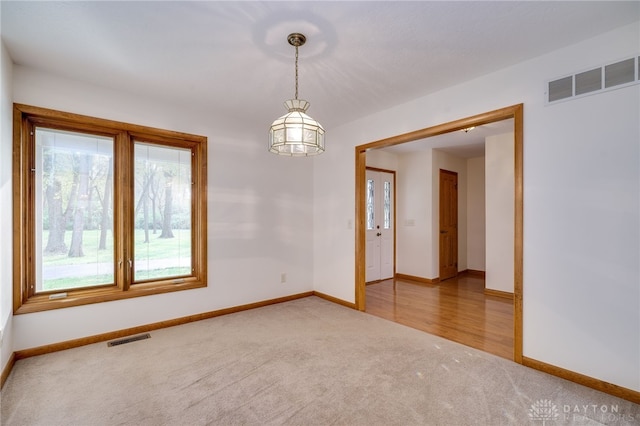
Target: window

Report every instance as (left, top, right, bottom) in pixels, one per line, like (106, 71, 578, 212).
(366, 178, 375, 230)
(13, 104, 207, 313)
(383, 180, 391, 230)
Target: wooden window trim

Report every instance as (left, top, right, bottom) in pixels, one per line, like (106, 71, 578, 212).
(12, 104, 208, 314)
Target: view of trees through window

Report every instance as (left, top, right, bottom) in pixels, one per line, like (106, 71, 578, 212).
(35, 128, 192, 292)
(134, 142, 192, 282)
(35, 128, 115, 291)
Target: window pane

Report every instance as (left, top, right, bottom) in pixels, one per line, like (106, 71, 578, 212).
(35, 128, 114, 292)
(134, 143, 192, 281)
(383, 180, 391, 229)
(366, 179, 375, 230)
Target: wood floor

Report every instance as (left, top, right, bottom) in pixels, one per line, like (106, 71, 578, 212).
(365, 273, 514, 360)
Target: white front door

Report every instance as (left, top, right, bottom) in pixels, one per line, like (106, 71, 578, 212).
(365, 169, 395, 282)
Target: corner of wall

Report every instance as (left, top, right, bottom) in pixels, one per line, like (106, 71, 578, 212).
(1, 37, 15, 375)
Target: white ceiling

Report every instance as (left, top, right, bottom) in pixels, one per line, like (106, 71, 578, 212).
(2, 1, 639, 148)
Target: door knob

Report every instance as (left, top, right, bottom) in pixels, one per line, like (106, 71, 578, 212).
(376, 232, 382, 236)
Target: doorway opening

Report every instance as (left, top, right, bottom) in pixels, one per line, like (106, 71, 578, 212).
(354, 104, 523, 363)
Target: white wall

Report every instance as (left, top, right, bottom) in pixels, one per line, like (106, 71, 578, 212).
(366, 149, 398, 171)
(485, 133, 515, 293)
(395, 151, 434, 278)
(314, 22, 640, 391)
(7, 66, 316, 350)
(466, 156, 485, 271)
(0, 40, 14, 374)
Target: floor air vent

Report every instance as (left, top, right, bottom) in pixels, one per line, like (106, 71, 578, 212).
(107, 333, 151, 347)
(546, 55, 639, 104)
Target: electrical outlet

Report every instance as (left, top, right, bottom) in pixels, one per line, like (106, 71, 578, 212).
(281, 273, 287, 283)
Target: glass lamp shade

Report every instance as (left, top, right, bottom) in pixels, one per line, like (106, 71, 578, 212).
(269, 99, 325, 156)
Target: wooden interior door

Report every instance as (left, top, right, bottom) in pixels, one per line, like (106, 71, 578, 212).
(439, 169, 458, 280)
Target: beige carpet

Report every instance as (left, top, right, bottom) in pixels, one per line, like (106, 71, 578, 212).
(1, 296, 638, 425)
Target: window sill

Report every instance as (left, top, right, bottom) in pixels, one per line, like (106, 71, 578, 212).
(14, 279, 206, 315)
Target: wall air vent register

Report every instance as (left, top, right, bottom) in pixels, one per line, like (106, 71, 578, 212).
(546, 56, 639, 104)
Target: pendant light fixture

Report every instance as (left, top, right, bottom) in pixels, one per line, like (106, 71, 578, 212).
(269, 33, 325, 156)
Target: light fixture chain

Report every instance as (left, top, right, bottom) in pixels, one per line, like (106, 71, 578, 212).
(294, 44, 299, 100)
